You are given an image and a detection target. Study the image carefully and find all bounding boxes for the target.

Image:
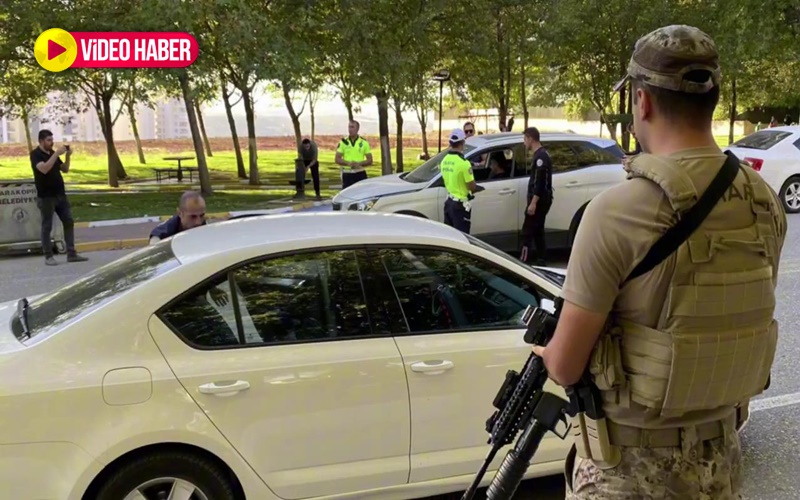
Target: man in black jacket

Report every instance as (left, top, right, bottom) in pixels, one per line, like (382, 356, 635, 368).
(149, 191, 207, 244)
(520, 127, 553, 265)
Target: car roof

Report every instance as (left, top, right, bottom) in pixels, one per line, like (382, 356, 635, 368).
(750, 125, 800, 134)
(465, 131, 618, 149)
(168, 212, 471, 262)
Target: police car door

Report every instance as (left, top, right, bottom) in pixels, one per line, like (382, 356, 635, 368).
(468, 147, 520, 251)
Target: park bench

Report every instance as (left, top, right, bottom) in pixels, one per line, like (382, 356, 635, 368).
(153, 167, 181, 183)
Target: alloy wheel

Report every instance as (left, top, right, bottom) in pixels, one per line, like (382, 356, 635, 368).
(123, 477, 210, 500)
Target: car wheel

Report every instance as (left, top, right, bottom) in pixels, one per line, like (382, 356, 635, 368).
(95, 451, 237, 500)
(780, 176, 800, 214)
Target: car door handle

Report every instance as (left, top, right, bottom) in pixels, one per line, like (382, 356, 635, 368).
(565, 181, 581, 188)
(498, 189, 516, 195)
(198, 380, 251, 396)
(410, 360, 454, 375)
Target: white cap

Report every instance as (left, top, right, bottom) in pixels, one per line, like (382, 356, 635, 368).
(449, 128, 466, 143)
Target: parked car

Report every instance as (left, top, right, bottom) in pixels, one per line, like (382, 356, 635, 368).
(332, 132, 628, 253)
(725, 126, 800, 213)
(1, 212, 571, 500)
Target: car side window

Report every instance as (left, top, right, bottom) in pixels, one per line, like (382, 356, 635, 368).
(159, 250, 374, 348)
(374, 247, 540, 334)
(572, 142, 622, 167)
(472, 147, 515, 183)
(527, 141, 579, 173)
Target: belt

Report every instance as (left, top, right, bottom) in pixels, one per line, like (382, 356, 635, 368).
(447, 194, 467, 203)
(607, 413, 735, 447)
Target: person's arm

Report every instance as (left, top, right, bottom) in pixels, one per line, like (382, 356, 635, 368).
(33, 148, 64, 174)
(310, 144, 319, 167)
(335, 141, 348, 167)
(61, 150, 71, 173)
(357, 141, 373, 167)
(531, 190, 636, 386)
(463, 161, 477, 193)
(528, 155, 550, 212)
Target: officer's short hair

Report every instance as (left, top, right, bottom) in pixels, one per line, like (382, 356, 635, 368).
(38, 130, 53, 141)
(179, 190, 204, 210)
(523, 127, 540, 142)
(617, 25, 721, 128)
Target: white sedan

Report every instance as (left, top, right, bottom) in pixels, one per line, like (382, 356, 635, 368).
(0, 212, 572, 500)
(332, 132, 628, 253)
(725, 126, 800, 213)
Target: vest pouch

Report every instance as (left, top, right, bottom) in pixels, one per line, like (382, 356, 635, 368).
(614, 321, 673, 409)
(589, 327, 626, 392)
(660, 319, 778, 417)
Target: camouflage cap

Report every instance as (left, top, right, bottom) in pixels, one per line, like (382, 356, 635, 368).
(613, 25, 721, 94)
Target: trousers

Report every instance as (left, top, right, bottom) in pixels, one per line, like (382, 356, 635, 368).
(342, 170, 367, 189)
(37, 195, 76, 257)
(444, 198, 471, 233)
(521, 196, 552, 262)
(564, 432, 744, 499)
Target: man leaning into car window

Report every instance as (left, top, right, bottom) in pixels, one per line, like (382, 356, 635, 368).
(149, 191, 207, 245)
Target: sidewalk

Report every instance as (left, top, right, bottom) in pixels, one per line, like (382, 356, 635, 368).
(74, 199, 332, 253)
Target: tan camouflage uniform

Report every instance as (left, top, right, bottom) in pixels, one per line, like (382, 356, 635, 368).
(559, 24, 786, 500)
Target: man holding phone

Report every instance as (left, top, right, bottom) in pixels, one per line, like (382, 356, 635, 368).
(30, 129, 87, 266)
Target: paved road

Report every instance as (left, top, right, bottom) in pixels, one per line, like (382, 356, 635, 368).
(1, 215, 799, 499)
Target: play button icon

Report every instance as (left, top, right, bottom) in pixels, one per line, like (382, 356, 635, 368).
(48, 40, 67, 60)
(33, 28, 77, 72)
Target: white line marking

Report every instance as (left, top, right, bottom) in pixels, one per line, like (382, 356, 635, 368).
(749, 392, 800, 412)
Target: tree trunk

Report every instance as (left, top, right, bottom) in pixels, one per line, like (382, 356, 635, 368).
(100, 95, 127, 185)
(241, 88, 259, 185)
(345, 98, 354, 121)
(394, 96, 404, 173)
(195, 101, 213, 157)
(728, 77, 737, 146)
(309, 91, 317, 140)
(179, 72, 213, 196)
(281, 81, 303, 153)
(521, 63, 529, 129)
(127, 100, 146, 164)
(221, 78, 246, 179)
(21, 109, 32, 151)
(376, 90, 393, 175)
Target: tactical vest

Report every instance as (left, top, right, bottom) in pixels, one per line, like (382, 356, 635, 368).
(590, 154, 780, 420)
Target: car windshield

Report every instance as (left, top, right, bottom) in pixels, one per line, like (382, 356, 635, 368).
(403, 145, 477, 183)
(11, 243, 180, 342)
(465, 234, 565, 288)
(733, 130, 792, 150)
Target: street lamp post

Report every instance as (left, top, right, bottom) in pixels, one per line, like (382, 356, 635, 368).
(432, 69, 451, 152)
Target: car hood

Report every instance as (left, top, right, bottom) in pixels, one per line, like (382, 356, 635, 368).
(334, 173, 425, 204)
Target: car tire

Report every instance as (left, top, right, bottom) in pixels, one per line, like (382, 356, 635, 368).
(779, 176, 800, 214)
(95, 451, 238, 500)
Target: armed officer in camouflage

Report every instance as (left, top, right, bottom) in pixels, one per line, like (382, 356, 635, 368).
(531, 25, 787, 498)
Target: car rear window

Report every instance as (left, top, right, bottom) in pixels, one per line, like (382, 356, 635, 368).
(11, 243, 180, 342)
(733, 130, 792, 150)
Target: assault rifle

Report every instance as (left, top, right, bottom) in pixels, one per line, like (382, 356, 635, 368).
(462, 297, 608, 500)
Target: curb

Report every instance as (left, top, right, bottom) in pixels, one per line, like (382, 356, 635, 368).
(74, 200, 331, 228)
(75, 238, 150, 253)
(73, 200, 333, 253)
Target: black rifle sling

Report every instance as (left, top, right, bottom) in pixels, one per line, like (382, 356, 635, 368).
(623, 151, 742, 285)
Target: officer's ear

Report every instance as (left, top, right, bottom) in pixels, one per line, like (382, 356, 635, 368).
(633, 84, 653, 122)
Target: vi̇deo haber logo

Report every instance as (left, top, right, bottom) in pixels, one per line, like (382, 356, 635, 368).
(34, 28, 199, 72)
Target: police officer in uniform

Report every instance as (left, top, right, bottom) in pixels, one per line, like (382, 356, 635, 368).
(531, 25, 786, 499)
(335, 120, 373, 189)
(441, 128, 478, 233)
(521, 127, 553, 265)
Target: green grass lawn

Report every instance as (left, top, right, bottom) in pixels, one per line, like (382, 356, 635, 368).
(0, 149, 428, 187)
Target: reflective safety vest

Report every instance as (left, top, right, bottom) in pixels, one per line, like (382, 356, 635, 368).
(590, 154, 783, 421)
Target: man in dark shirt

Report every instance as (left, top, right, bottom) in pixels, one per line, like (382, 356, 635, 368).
(30, 129, 87, 266)
(149, 191, 207, 244)
(299, 138, 321, 200)
(521, 127, 553, 265)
